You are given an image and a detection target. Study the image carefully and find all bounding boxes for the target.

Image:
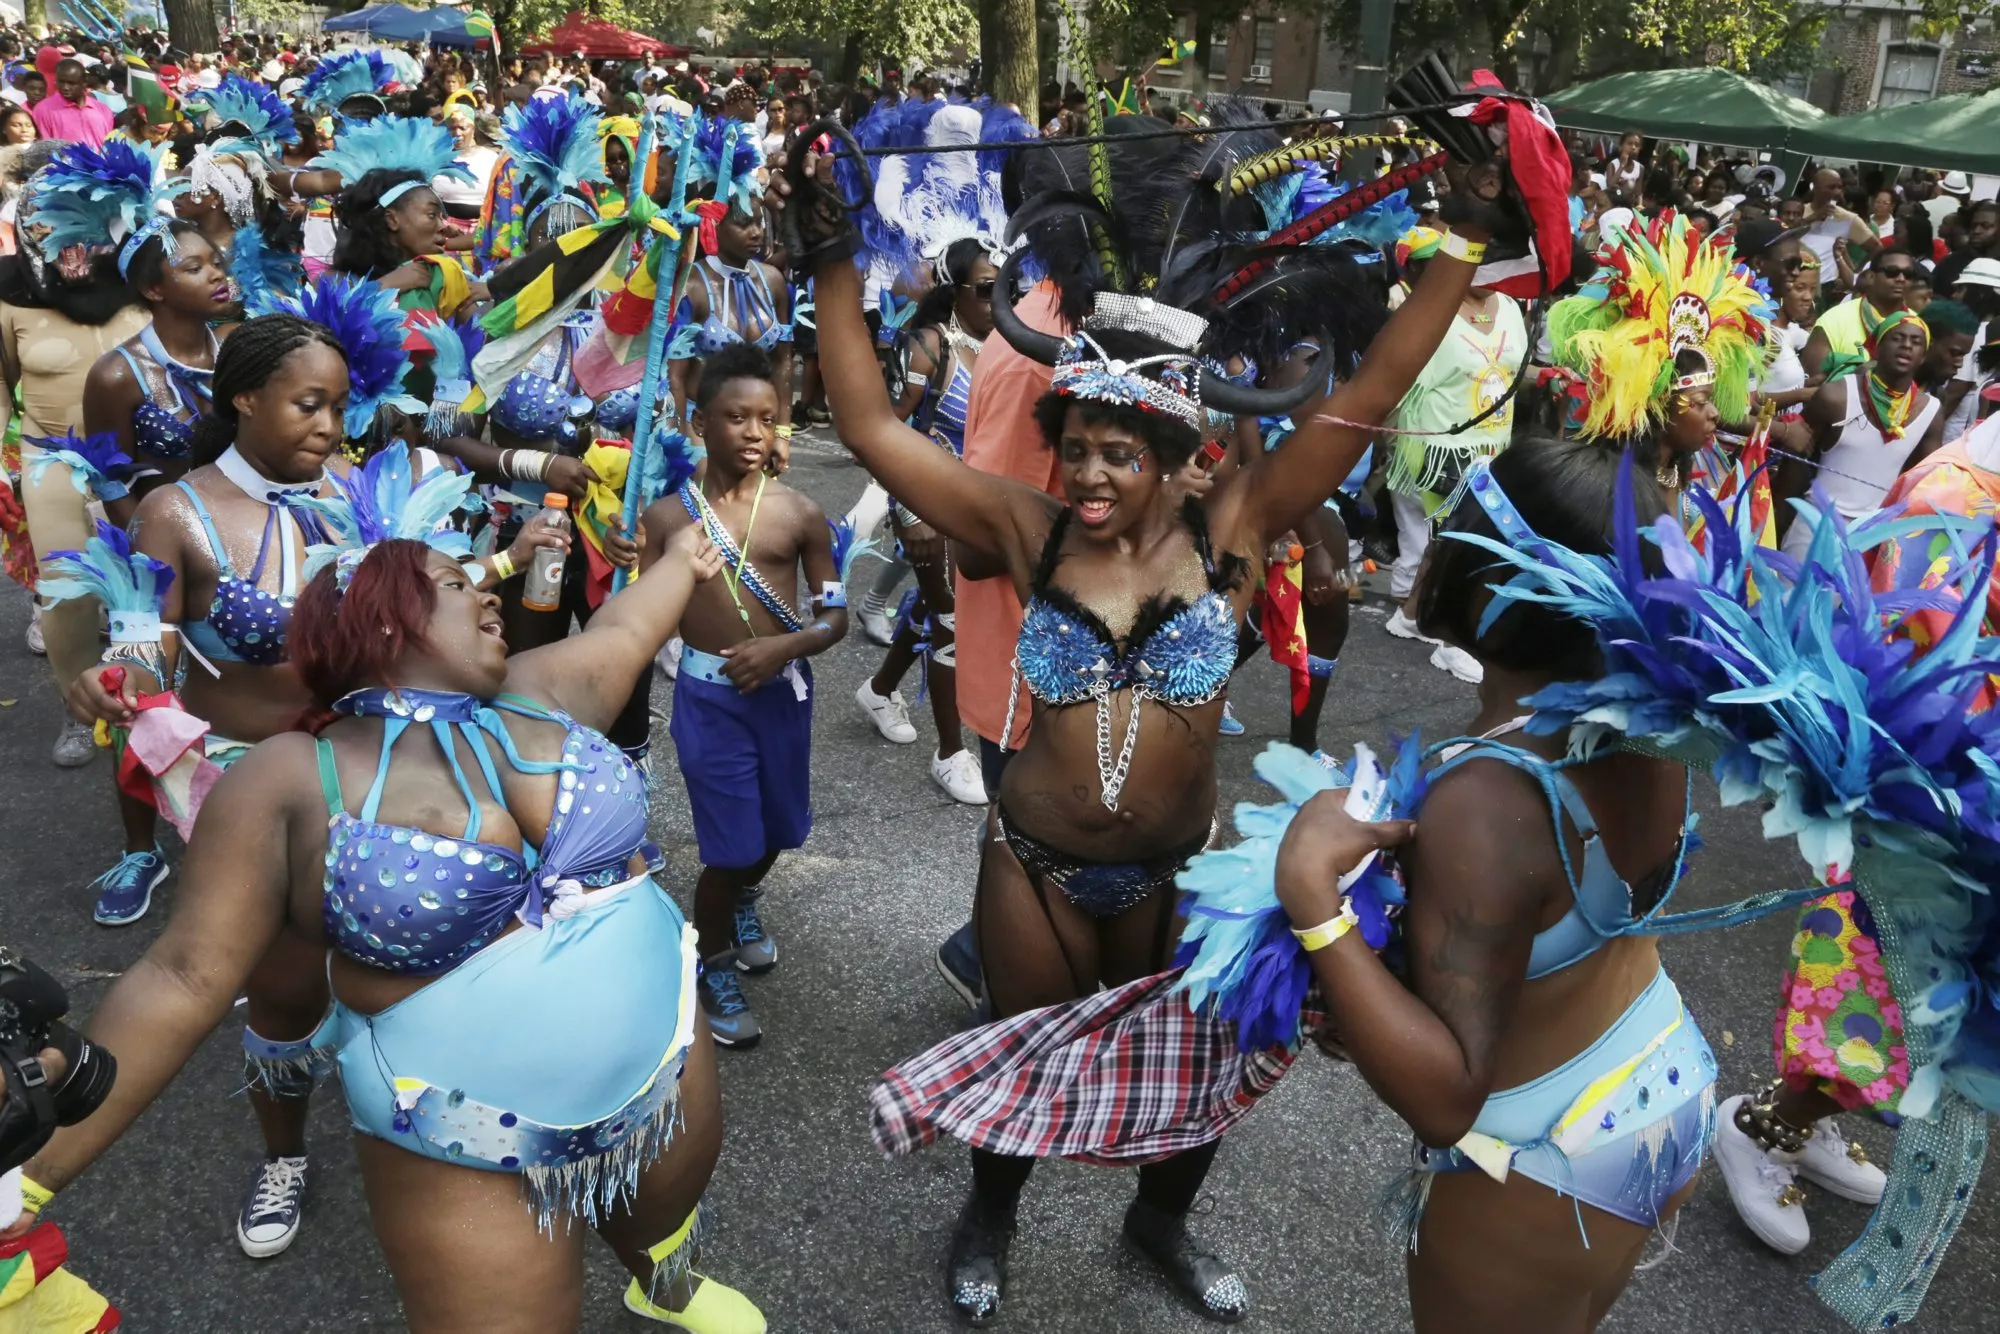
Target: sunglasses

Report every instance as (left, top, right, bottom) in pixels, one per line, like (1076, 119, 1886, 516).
(966, 280, 996, 298)
(1878, 265, 1916, 279)
(1778, 255, 1803, 271)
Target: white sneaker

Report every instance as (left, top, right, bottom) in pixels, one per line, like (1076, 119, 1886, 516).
(1429, 643, 1484, 684)
(931, 749, 988, 804)
(1713, 1094, 1811, 1255)
(860, 601, 897, 647)
(658, 636, 682, 681)
(856, 680, 918, 743)
(1797, 1117, 1886, 1204)
(1384, 607, 1439, 644)
(25, 605, 45, 656)
(52, 719, 95, 768)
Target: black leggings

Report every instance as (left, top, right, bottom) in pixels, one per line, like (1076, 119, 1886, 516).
(971, 1138, 1221, 1218)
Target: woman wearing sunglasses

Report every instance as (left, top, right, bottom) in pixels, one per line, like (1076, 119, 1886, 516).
(853, 238, 1000, 806)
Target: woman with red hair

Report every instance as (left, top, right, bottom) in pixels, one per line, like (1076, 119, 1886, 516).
(15, 506, 769, 1331)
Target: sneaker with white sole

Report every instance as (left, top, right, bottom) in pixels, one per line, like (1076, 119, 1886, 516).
(237, 1155, 309, 1258)
(732, 898, 777, 974)
(856, 680, 918, 743)
(1429, 643, 1484, 684)
(91, 847, 169, 926)
(52, 719, 95, 768)
(25, 606, 45, 656)
(700, 957, 762, 1049)
(1796, 1116, 1886, 1204)
(1217, 701, 1244, 737)
(1713, 1094, 1811, 1255)
(1384, 607, 1438, 644)
(859, 600, 897, 647)
(931, 749, 989, 804)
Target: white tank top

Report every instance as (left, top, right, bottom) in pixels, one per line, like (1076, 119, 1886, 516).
(1782, 374, 1940, 558)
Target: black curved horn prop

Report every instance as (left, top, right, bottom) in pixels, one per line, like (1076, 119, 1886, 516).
(1199, 360, 1327, 416)
(990, 247, 1065, 365)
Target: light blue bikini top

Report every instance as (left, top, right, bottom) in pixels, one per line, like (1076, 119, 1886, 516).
(1016, 500, 1241, 709)
(1432, 736, 1697, 979)
(316, 688, 656, 977)
(678, 258, 789, 356)
(175, 480, 328, 667)
(115, 326, 215, 462)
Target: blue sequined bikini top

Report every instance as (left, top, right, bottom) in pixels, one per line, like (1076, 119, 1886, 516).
(1017, 499, 1243, 710)
(490, 312, 594, 442)
(115, 325, 215, 462)
(175, 475, 329, 667)
(674, 258, 789, 358)
(316, 688, 655, 977)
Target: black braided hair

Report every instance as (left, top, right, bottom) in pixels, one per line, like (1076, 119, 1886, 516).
(331, 167, 429, 278)
(191, 315, 346, 466)
(125, 219, 210, 296)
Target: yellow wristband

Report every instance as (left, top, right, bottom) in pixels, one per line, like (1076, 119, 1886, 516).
(1291, 900, 1360, 952)
(19, 1175, 54, 1213)
(1439, 231, 1487, 266)
(775, 424, 795, 438)
(490, 549, 517, 582)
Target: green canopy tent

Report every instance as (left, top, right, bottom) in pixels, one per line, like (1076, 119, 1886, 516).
(1793, 87, 2000, 175)
(1541, 66, 1827, 150)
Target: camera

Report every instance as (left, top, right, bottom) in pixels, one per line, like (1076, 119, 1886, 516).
(0, 947, 116, 1174)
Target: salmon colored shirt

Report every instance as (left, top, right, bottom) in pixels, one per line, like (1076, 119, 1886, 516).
(955, 281, 1064, 748)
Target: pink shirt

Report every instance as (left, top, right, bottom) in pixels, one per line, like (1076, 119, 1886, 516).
(31, 94, 115, 146)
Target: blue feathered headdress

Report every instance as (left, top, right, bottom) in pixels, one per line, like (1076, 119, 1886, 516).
(688, 113, 763, 217)
(37, 520, 175, 645)
(261, 272, 426, 440)
(298, 50, 396, 114)
(408, 311, 487, 438)
(501, 96, 609, 223)
(310, 114, 472, 197)
(25, 433, 137, 503)
(228, 223, 304, 313)
(840, 97, 1029, 287)
(31, 140, 186, 277)
(185, 74, 300, 156)
(288, 442, 475, 589)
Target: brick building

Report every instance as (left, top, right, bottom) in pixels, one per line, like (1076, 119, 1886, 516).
(1144, 8, 1326, 111)
(1787, 4, 1997, 113)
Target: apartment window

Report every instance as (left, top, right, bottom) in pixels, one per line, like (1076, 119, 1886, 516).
(1878, 44, 1940, 107)
(1211, 26, 1229, 72)
(1252, 19, 1277, 73)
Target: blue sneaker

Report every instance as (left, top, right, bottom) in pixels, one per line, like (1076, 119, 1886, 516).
(935, 923, 982, 1009)
(92, 847, 167, 926)
(733, 899, 777, 974)
(1217, 702, 1245, 737)
(700, 956, 763, 1049)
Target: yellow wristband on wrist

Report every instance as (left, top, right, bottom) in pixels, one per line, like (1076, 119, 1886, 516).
(490, 549, 517, 582)
(1440, 232, 1487, 266)
(775, 424, 795, 438)
(1291, 900, 1360, 952)
(19, 1175, 55, 1213)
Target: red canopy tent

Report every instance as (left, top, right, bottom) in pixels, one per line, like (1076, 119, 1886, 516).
(519, 13, 687, 59)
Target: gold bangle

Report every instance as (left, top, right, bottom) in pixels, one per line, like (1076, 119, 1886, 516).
(1439, 231, 1487, 266)
(19, 1175, 55, 1214)
(1291, 899, 1359, 952)
(490, 549, 517, 582)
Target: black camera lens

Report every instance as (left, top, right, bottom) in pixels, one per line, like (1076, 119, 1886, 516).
(38, 1020, 115, 1125)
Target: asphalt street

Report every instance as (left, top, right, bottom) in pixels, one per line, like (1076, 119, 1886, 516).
(0, 432, 1993, 1333)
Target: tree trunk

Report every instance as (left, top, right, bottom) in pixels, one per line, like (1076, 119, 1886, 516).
(838, 29, 870, 86)
(21, 0, 44, 38)
(985, 0, 1038, 111)
(163, 0, 219, 53)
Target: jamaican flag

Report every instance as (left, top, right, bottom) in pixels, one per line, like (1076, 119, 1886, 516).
(1159, 38, 1197, 66)
(462, 9, 495, 38)
(468, 204, 680, 412)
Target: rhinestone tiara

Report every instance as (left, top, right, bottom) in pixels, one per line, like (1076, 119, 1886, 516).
(1083, 292, 1210, 353)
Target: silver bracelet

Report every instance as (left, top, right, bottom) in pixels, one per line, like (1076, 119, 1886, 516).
(502, 449, 554, 482)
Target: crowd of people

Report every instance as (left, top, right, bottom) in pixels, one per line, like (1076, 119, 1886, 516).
(0, 18, 1993, 1334)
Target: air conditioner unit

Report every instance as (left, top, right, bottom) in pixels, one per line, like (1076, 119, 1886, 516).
(1248, 62, 1272, 81)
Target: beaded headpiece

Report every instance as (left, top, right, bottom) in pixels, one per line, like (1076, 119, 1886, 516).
(1049, 330, 1203, 433)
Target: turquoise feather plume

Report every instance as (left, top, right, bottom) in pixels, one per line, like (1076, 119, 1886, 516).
(36, 520, 175, 643)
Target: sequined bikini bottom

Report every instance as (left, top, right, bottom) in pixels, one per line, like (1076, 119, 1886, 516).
(996, 806, 1217, 918)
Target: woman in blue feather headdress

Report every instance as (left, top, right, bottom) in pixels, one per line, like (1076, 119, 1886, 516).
(1270, 433, 1718, 1329)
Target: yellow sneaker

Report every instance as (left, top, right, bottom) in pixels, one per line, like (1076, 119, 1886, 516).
(622, 1274, 767, 1334)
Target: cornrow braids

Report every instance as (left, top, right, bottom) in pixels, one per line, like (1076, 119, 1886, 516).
(191, 315, 346, 466)
(331, 167, 428, 278)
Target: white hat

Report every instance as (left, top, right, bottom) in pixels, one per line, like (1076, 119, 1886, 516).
(1942, 170, 1972, 195)
(1597, 206, 1637, 240)
(1957, 257, 2000, 290)
(1586, 171, 1606, 190)
(279, 76, 304, 98)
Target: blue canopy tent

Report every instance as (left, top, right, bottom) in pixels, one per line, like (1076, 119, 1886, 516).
(322, 4, 478, 46)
